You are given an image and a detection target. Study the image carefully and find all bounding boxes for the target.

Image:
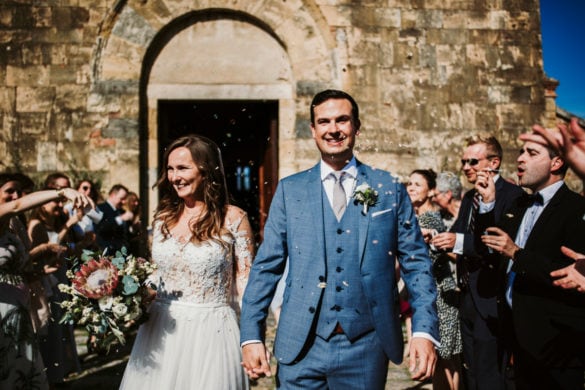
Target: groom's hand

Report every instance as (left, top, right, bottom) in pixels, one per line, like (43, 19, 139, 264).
(409, 337, 437, 381)
(241, 342, 272, 379)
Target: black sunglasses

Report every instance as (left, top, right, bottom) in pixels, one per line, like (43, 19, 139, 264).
(461, 155, 498, 167)
(460, 158, 481, 166)
(81, 185, 90, 190)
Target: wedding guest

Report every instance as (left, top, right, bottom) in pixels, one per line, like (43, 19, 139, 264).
(521, 117, 585, 181)
(95, 184, 133, 255)
(520, 118, 585, 289)
(434, 171, 463, 231)
(120, 134, 254, 389)
(432, 136, 524, 390)
(28, 182, 89, 386)
(124, 191, 147, 257)
(0, 177, 93, 389)
(241, 89, 438, 388)
(13, 172, 36, 195)
(43, 172, 71, 192)
(74, 179, 103, 231)
(407, 169, 462, 390)
(478, 133, 585, 389)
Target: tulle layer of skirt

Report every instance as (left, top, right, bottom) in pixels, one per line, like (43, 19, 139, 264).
(119, 299, 249, 390)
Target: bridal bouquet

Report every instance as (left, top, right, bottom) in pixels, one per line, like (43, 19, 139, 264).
(58, 248, 157, 352)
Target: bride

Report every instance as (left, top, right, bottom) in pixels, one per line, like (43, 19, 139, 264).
(120, 135, 254, 389)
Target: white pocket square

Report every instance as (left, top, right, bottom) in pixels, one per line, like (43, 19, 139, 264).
(372, 208, 392, 218)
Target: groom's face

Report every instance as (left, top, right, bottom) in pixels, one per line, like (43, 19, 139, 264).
(310, 98, 360, 169)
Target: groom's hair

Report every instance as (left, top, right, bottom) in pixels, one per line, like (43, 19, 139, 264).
(310, 89, 360, 127)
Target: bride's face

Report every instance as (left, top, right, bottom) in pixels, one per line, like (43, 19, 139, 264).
(167, 147, 204, 201)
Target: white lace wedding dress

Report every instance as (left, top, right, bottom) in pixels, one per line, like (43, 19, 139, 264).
(119, 212, 252, 390)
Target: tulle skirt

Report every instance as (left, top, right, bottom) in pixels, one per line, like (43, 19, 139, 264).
(119, 299, 249, 390)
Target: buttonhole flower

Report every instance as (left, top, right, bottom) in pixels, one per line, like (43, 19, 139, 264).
(353, 183, 379, 214)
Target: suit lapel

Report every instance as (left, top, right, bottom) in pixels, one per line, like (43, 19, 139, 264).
(502, 200, 528, 239)
(299, 164, 326, 259)
(355, 163, 371, 264)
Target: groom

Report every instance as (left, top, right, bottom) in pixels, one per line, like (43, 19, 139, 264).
(240, 89, 439, 388)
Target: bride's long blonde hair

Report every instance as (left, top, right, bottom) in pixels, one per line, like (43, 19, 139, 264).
(154, 134, 230, 246)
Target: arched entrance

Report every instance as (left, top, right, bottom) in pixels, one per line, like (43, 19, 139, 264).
(143, 11, 293, 240)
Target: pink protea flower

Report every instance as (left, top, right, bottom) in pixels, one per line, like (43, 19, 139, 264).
(73, 258, 119, 299)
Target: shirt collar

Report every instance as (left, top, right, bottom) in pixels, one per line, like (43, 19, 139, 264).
(535, 180, 563, 206)
(320, 156, 358, 181)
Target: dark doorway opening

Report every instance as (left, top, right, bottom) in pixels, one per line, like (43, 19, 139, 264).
(157, 100, 278, 242)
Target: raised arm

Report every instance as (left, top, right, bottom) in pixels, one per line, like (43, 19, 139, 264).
(0, 188, 94, 224)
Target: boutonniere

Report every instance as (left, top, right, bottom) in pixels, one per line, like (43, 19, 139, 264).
(353, 182, 379, 214)
(505, 213, 514, 219)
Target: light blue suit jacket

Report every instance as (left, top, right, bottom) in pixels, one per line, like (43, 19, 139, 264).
(240, 161, 438, 365)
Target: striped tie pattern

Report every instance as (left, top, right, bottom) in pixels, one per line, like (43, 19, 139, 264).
(469, 190, 480, 233)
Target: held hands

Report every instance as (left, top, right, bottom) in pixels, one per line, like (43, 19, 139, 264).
(550, 246, 585, 292)
(409, 338, 436, 381)
(481, 227, 518, 258)
(241, 342, 272, 379)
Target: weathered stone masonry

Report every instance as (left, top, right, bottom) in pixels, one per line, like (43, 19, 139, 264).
(2, 0, 565, 216)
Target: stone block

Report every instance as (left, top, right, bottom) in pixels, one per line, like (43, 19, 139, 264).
(50, 64, 78, 84)
(104, 117, 139, 139)
(374, 8, 401, 28)
(55, 85, 88, 110)
(36, 141, 58, 172)
(18, 112, 48, 136)
(31, 6, 52, 28)
(11, 5, 34, 29)
(16, 87, 55, 112)
(6, 65, 50, 86)
(21, 42, 51, 65)
(0, 7, 13, 28)
(111, 6, 156, 47)
(320, 5, 351, 27)
(0, 87, 15, 111)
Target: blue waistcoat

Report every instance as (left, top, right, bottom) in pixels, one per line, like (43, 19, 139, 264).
(315, 192, 374, 341)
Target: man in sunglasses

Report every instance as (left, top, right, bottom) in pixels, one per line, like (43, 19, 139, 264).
(433, 136, 524, 390)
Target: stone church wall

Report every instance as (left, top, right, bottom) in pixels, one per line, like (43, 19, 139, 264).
(0, 0, 549, 197)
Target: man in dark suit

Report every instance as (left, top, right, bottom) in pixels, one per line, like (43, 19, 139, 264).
(95, 184, 133, 255)
(240, 90, 439, 388)
(479, 134, 585, 389)
(433, 136, 524, 390)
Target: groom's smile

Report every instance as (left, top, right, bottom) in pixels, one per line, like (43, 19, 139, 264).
(311, 98, 360, 170)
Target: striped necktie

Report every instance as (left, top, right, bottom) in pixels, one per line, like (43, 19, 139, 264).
(468, 191, 480, 233)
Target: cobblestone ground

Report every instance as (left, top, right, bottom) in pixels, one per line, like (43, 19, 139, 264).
(65, 318, 431, 390)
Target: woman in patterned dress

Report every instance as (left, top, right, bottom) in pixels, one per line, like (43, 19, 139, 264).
(120, 135, 254, 389)
(407, 169, 462, 390)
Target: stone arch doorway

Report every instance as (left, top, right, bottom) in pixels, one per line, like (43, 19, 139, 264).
(157, 99, 278, 241)
(142, 10, 294, 239)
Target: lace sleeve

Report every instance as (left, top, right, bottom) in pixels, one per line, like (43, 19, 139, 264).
(225, 206, 255, 304)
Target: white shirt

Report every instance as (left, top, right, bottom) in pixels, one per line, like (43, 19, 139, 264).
(320, 158, 357, 209)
